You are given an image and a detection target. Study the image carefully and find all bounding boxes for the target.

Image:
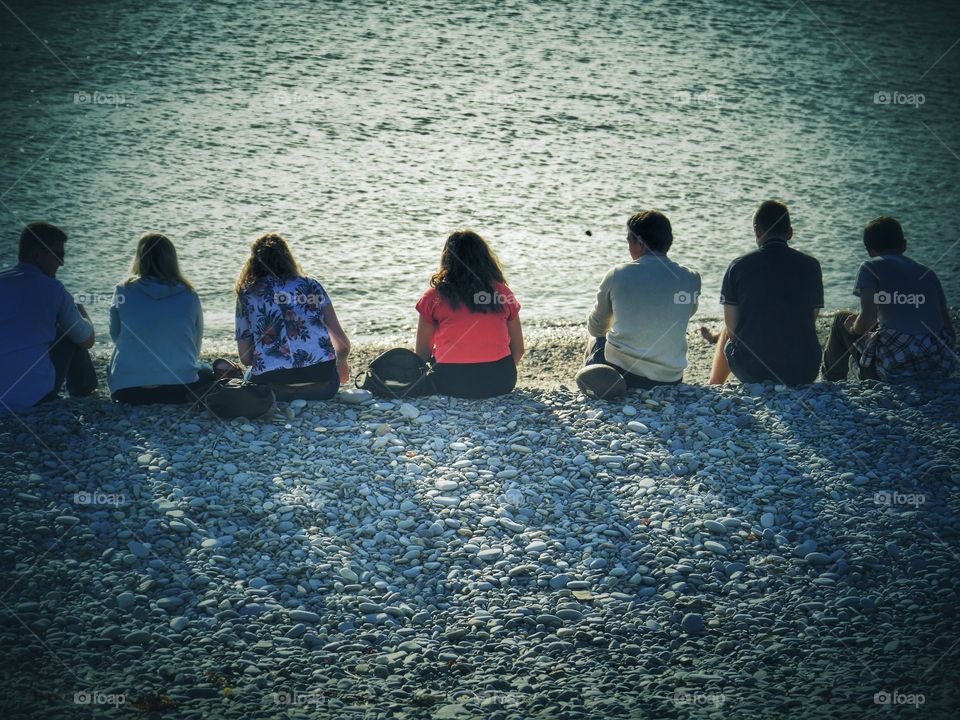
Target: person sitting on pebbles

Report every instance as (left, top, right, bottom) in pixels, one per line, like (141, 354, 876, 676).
(235, 233, 351, 401)
(576, 210, 701, 399)
(0, 221, 97, 412)
(413, 229, 524, 398)
(707, 200, 823, 386)
(108, 233, 217, 405)
(821, 216, 956, 382)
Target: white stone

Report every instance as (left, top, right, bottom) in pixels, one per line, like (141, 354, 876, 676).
(339, 389, 372, 404)
(704, 540, 729, 556)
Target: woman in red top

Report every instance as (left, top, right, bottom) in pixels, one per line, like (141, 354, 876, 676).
(415, 230, 524, 398)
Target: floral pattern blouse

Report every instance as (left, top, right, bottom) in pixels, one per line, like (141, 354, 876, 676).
(235, 276, 335, 375)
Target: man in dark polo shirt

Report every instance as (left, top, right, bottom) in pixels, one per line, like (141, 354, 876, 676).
(709, 200, 823, 385)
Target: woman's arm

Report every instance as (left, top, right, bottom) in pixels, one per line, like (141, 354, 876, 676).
(322, 303, 351, 383)
(194, 294, 204, 359)
(415, 315, 435, 361)
(322, 303, 351, 357)
(109, 288, 121, 343)
(237, 338, 254, 366)
(508, 315, 524, 365)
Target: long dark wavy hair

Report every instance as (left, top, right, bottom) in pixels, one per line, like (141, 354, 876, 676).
(430, 230, 507, 313)
(235, 233, 302, 293)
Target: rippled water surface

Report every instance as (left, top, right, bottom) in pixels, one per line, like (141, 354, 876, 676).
(1, 0, 958, 342)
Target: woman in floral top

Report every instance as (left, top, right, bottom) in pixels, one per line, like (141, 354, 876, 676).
(235, 233, 351, 400)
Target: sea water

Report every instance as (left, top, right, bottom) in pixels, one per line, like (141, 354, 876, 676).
(1, 0, 957, 343)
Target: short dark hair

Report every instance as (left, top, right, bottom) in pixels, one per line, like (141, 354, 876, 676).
(863, 216, 906, 254)
(19, 221, 67, 260)
(627, 210, 673, 253)
(753, 200, 791, 240)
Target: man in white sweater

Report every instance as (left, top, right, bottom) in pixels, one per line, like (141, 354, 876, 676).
(578, 211, 701, 398)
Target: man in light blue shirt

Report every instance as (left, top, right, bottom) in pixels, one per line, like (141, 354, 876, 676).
(578, 210, 701, 399)
(0, 222, 97, 412)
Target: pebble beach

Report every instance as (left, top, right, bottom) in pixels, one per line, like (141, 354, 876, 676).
(1, 316, 959, 719)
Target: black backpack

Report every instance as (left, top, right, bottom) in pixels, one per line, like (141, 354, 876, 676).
(356, 348, 433, 398)
(202, 379, 276, 419)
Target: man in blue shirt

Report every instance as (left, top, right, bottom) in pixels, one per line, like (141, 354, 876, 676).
(0, 222, 97, 412)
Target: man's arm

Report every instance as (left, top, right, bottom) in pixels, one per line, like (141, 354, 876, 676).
(58, 287, 95, 349)
(75, 304, 95, 349)
(586, 272, 614, 337)
(934, 277, 955, 340)
(845, 291, 878, 336)
(723, 304, 739, 339)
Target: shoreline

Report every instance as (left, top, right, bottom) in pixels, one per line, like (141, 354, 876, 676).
(88, 312, 959, 394)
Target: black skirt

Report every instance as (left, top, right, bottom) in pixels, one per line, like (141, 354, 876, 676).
(430, 355, 517, 398)
(250, 359, 338, 385)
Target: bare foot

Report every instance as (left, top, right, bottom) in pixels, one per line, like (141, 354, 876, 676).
(699, 326, 720, 345)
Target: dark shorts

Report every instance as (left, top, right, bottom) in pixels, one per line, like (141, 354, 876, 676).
(725, 340, 819, 385)
(586, 338, 681, 390)
(431, 355, 517, 398)
(250, 360, 338, 385)
(112, 368, 216, 405)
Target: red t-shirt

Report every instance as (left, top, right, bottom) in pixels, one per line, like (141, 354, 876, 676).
(415, 281, 520, 364)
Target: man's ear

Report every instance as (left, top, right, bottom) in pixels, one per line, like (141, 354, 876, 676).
(786, 227, 794, 242)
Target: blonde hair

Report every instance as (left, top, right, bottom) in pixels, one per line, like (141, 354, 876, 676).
(235, 233, 301, 294)
(127, 233, 193, 289)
